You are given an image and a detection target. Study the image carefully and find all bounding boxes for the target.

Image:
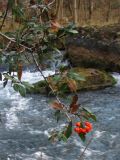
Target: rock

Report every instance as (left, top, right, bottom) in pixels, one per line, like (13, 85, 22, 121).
(66, 24, 120, 72)
(28, 68, 116, 94)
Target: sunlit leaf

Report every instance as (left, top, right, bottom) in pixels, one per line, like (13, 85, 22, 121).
(68, 71, 85, 81)
(67, 29, 78, 34)
(13, 83, 26, 97)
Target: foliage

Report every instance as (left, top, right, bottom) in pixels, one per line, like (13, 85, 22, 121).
(0, 0, 96, 147)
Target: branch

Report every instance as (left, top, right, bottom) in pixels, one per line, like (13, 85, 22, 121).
(30, 52, 71, 122)
(0, 32, 32, 52)
(79, 134, 94, 160)
(0, 31, 71, 122)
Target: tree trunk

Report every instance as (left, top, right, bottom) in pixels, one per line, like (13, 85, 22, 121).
(73, 0, 78, 24)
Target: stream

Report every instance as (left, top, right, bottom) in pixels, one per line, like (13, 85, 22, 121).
(0, 70, 120, 160)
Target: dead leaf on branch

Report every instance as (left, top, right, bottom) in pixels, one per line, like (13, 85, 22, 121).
(69, 95, 79, 114)
(50, 20, 61, 32)
(17, 63, 22, 81)
(51, 101, 63, 110)
(67, 79, 77, 92)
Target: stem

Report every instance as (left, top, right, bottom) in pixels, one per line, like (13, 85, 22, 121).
(79, 134, 94, 160)
(30, 52, 71, 122)
(0, 27, 72, 122)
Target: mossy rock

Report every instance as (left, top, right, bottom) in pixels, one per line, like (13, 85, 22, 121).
(28, 68, 116, 94)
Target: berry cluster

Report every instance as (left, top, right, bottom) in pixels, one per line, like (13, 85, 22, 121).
(74, 121, 92, 134)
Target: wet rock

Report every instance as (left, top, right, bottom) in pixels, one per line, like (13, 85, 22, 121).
(29, 67, 116, 94)
(66, 24, 120, 72)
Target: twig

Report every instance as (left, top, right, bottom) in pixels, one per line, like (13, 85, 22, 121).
(4, 41, 12, 51)
(0, 31, 71, 122)
(30, 51, 71, 122)
(79, 134, 94, 160)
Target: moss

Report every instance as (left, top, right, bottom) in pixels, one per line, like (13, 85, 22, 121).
(28, 67, 116, 94)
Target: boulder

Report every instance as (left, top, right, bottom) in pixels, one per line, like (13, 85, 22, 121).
(66, 24, 120, 72)
(28, 68, 116, 94)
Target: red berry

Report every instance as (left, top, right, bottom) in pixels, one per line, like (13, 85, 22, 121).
(75, 122, 81, 127)
(74, 127, 80, 133)
(78, 128, 86, 134)
(85, 122, 93, 132)
(85, 122, 92, 128)
(85, 126, 90, 133)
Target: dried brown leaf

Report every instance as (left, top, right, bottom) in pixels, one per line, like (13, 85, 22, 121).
(17, 63, 22, 81)
(51, 101, 63, 110)
(67, 79, 77, 92)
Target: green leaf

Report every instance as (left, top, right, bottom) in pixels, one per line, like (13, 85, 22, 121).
(64, 121, 72, 139)
(67, 29, 78, 34)
(54, 110, 61, 122)
(22, 81, 34, 90)
(13, 83, 26, 97)
(68, 72, 85, 81)
(52, 75, 61, 83)
(79, 133, 86, 142)
(0, 73, 2, 81)
(18, 84, 26, 97)
(59, 133, 68, 142)
(52, 47, 61, 54)
(13, 83, 19, 92)
(82, 107, 97, 122)
(90, 114, 97, 122)
(59, 83, 69, 93)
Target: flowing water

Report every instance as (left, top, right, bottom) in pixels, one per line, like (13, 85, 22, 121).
(0, 70, 120, 160)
